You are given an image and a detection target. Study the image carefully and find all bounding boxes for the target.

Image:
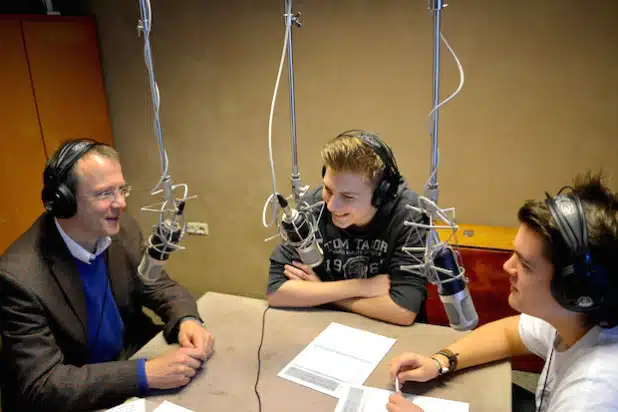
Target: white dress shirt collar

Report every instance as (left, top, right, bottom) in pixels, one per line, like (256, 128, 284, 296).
(54, 218, 111, 264)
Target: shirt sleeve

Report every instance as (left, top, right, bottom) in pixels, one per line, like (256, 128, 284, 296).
(267, 243, 301, 295)
(137, 358, 149, 394)
(518, 313, 555, 359)
(387, 206, 428, 314)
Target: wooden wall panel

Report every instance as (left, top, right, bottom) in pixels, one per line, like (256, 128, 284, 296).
(0, 18, 47, 254)
(22, 16, 114, 155)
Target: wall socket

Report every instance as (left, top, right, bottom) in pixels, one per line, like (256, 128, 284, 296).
(186, 222, 209, 236)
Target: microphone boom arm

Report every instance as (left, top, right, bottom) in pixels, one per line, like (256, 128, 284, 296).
(400, 197, 468, 287)
(137, 0, 196, 256)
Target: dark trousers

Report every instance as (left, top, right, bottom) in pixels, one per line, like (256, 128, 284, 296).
(512, 383, 537, 412)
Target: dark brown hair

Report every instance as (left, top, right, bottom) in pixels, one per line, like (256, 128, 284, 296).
(517, 172, 618, 327)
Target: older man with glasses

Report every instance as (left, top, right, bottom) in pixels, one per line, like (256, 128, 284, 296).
(0, 139, 214, 412)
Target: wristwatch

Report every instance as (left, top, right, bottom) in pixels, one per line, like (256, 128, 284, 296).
(431, 349, 459, 375)
(430, 356, 450, 375)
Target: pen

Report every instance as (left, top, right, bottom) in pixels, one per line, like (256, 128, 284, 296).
(395, 376, 400, 393)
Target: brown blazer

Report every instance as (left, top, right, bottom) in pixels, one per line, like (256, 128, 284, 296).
(0, 212, 201, 411)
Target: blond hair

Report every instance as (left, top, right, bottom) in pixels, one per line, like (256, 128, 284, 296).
(320, 135, 384, 184)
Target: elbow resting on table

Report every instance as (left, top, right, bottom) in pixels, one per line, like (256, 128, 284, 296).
(384, 310, 417, 326)
(395, 311, 417, 326)
(267, 290, 295, 307)
(335, 296, 418, 326)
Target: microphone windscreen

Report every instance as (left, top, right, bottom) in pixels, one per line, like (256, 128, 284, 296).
(433, 247, 466, 295)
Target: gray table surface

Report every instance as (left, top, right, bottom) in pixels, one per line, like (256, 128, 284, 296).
(115, 292, 511, 411)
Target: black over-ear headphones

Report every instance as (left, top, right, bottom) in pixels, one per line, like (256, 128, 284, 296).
(321, 130, 403, 208)
(544, 187, 609, 313)
(42, 139, 101, 219)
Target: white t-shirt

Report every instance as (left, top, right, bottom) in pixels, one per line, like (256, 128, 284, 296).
(519, 313, 618, 412)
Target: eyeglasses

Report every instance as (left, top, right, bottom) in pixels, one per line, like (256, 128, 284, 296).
(91, 185, 132, 202)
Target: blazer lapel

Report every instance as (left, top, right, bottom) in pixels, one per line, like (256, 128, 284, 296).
(42, 213, 131, 345)
(105, 236, 130, 311)
(45, 239, 89, 344)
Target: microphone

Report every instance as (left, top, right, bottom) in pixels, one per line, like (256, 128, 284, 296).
(433, 246, 479, 331)
(401, 196, 479, 331)
(276, 194, 323, 268)
(138, 200, 186, 281)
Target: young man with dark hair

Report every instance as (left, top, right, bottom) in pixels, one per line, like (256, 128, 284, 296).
(387, 173, 618, 412)
(267, 130, 428, 326)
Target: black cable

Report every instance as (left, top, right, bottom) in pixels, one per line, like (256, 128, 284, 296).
(537, 332, 557, 412)
(255, 305, 270, 412)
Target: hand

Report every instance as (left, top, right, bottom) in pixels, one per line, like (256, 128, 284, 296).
(178, 319, 215, 359)
(389, 352, 440, 384)
(145, 347, 205, 390)
(360, 274, 390, 298)
(387, 392, 425, 412)
(283, 261, 321, 282)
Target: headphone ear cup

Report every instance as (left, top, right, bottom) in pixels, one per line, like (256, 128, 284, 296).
(551, 264, 574, 309)
(49, 183, 78, 219)
(551, 260, 605, 311)
(41, 186, 54, 213)
(41, 139, 98, 219)
(372, 180, 391, 209)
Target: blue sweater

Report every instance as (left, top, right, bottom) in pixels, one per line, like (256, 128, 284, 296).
(75, 255, 148, 393)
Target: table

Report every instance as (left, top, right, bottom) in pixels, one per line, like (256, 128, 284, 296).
(128, 292, 511, 411)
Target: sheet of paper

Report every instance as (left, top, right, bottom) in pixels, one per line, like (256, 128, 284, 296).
(335, 385, 469, 412)
(105, 398, 146, 412)
(152, 400, 195, 412)
(278, 322, 396, 398)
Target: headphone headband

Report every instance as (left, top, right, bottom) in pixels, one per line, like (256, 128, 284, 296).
(544, 188, 608, 312)
(57, 140, 98, 181)
(545, 190, 588, 257)
(335, 129, 401, 184)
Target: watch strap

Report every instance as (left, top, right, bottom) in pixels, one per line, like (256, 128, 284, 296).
(434, 349, 459, 372)
(430, 356, 449, 375)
